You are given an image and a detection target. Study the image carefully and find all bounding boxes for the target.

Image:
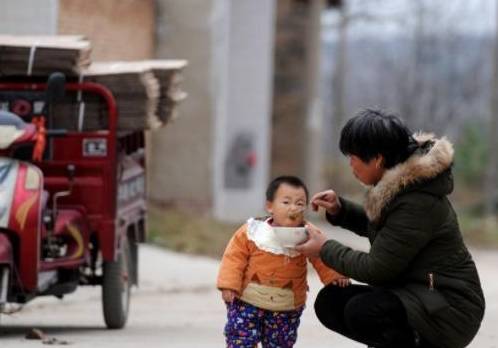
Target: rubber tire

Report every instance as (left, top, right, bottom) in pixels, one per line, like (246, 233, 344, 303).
(102, 238, 131, 329)
(127, 235, 139, 285)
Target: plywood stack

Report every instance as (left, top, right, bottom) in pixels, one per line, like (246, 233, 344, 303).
(0, 36, 187, 131)
(143, 60, 188, 125)
(0, 35, 91, 76)
(52, 60, 187, 131)
(84, 62, 161, 130)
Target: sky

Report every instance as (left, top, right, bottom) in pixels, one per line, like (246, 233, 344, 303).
(322, 0, 496, 41)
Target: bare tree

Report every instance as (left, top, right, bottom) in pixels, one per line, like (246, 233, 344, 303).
(328, 1, 395, 159)
(484, 0, 498, 218)
(330, 4, 349, 160)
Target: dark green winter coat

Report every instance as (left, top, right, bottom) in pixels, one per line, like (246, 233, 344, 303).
(321, 133, 485, 348)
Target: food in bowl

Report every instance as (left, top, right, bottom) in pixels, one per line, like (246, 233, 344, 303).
(273, 226, 308, 248)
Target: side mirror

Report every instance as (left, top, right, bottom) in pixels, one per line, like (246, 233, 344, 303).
(46, 72, 66, 105)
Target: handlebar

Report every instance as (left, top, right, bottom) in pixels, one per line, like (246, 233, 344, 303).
(46, 129, 68, 137)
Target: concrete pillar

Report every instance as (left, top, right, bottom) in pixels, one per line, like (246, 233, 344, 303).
(212, 0, 276, 221)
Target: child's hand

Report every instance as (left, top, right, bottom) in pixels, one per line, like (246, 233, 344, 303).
(333, 277, 351, 288)
(221, 289, 237, 303)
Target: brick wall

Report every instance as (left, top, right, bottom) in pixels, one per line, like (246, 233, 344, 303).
(58, 0, 155, 61)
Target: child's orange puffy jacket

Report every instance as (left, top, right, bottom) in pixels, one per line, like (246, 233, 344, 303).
(217, 221, 344, 310)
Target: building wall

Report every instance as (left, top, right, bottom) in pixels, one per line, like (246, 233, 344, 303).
(58, 0, 155, 61)
(0, 0, 155, 61)
(0, 0, 58, 35)
(153, 0, 276, 221)
(152, 0, 216, 209)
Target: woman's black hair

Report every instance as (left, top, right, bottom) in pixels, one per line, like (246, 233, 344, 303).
(339, 109, 419, 169)
(266, 176, 309, 203)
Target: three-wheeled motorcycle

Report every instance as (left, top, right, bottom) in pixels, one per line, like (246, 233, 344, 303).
(0, 73, 146, 329)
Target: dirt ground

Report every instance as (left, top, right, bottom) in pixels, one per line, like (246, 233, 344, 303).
(0, 226, 496, 347)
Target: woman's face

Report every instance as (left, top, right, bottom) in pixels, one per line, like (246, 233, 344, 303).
(349, 154, 385, 186)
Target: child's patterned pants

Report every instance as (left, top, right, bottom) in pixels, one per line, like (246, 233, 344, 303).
(224, 298, 304, 348)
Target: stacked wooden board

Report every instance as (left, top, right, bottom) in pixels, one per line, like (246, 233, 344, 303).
(141, 60, 188, 125)
(52, 60, 187, 131)
(0, 36, 187, 131)
(0, 35, 91, 76)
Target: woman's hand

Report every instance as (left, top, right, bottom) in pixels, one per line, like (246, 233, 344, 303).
(294, 223, 329, 258)
(333, 276, 351, 288)
(310, 190, 342, 215)
(221, 289, 237, 303)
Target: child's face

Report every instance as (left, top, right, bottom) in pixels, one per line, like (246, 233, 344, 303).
(266, 183, 307, 227)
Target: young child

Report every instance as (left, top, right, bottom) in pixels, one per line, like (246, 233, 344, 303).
(217, 176, 349, 348)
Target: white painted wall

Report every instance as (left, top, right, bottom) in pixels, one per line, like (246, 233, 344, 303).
(212, 0, 276, 222)
(0, 0, 59, 34)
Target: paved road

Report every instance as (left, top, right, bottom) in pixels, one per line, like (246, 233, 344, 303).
(0, 226, 496, 347)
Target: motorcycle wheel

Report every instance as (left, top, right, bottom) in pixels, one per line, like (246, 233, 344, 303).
(102, 237, 131, 329)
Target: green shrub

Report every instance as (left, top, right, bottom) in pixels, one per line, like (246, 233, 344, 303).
(454, 122, 488, 188)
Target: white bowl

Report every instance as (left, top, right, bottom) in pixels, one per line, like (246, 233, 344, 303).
(272, 227, 308, 248)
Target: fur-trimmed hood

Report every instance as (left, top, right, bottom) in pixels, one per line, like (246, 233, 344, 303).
(365, 133, 454, 222)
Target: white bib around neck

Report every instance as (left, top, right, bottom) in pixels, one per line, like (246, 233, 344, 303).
(245, 217, 300, 257)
